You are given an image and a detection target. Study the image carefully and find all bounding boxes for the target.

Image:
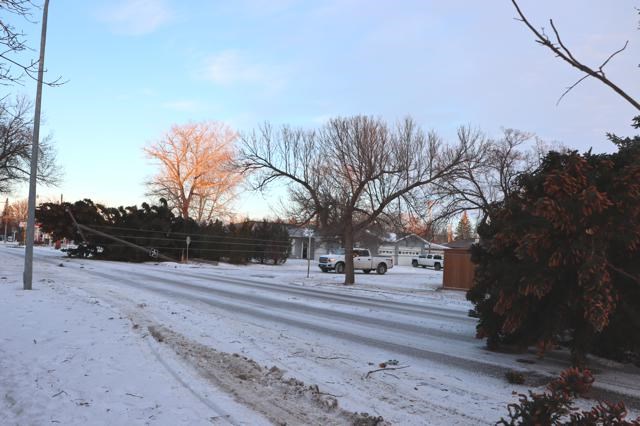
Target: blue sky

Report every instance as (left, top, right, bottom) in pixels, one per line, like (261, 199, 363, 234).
(7, 0, 640, 218)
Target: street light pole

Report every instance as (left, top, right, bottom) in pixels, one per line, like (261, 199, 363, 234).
(23, 0, 50, 290)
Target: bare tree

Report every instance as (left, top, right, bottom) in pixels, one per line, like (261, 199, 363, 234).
(145, 122, 242, 222)
(8, 197, 27, 222)
(239, 116, 472, 285)
(0, 95, 60, 193)
(511, 0, 639, 111)
(426, 127, 549, 227)
(0, 0, 62, 86)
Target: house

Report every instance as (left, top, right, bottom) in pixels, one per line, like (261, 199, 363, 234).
(288, 227, 316, 260)
(377, 233, 449, 266)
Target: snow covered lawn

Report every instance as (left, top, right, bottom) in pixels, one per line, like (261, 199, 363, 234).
(1, 246, 638, 425)
(0, 246, 269, 425)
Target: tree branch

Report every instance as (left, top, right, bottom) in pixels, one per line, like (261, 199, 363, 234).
(511, 0, 640, 111)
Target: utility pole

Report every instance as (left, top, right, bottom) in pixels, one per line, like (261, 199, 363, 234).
(23, 0, 50, 290)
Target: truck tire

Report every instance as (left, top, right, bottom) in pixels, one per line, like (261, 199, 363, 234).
(434, 262, 442, 271)
(376, 263, 387, 275)
(363, 269, 371, 274)
(335, 263, 345, 274)
(411, 260, 418, 267)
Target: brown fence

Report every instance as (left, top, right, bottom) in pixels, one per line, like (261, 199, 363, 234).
(443, 248, 475, 291)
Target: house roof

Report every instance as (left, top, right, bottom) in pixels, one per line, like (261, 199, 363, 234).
(442, 239, 477, 249)
(287, 226, 316, 238)
(381, 233, 450, 250)
(394, 233, 429, 244)
(423, 241, 451, 250)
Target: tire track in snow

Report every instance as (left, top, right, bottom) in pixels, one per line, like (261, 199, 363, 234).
(53, 260, 527, 380)
(92, 259, 474, 324)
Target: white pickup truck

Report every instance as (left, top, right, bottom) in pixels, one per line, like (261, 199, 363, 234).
(318, 248, 394, 275)
(412, 253, 444, 271)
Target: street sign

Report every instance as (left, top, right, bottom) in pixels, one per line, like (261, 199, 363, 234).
(304, 228, 314, 278)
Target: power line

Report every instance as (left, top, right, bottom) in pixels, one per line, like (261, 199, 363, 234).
(101, 234, 290, 248)
(89, 224, 292, 244)
(103, 244, 290, 254)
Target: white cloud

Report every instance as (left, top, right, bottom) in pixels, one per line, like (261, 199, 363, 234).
(98, 0, 172, 35)
(201, 50, 286, 93)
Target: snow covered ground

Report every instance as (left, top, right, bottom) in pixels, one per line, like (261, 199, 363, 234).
(1, 245, 639, 425)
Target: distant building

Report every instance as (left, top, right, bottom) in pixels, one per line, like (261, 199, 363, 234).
(288, 227, 318, 260)
(378, 233, 449, 266)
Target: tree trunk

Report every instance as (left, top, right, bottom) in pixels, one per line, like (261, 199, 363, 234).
(343, 215, 355, 285)
(571, 324, 594, 368)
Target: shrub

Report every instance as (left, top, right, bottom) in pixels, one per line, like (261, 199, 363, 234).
(498, 368, 640, 425)
(548, 367, 594, 398)
(37, 200, 291, 264)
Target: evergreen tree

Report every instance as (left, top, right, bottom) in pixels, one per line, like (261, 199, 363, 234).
(455, 211, 473, 240)
(263, 221, 291, 264)
(36, 199, 293, 265)
(468, 134, 640, 366)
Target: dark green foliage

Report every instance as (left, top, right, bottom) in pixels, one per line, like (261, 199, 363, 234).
(251, 220, 291, 264)
(225, 221, 253, 264)
(197, 219, 225, 261)
(36, 199, 290, 264)
(498, 368, 639, 425)
(468, 132, 640, 364)
(103, 201, 176, 262)
(455, 211, 473, 240)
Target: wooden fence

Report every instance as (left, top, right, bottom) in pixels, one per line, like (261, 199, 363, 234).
(443, 248, 475, 290)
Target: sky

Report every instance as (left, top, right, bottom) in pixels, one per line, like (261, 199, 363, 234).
(5, 0, 640, 218)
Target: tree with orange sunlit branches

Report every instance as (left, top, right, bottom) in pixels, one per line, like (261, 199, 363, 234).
(145, 122, 242, 222)
(8, 198, 28, 224)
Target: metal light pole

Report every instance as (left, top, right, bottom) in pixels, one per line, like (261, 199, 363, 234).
(23, 0, 50, 290)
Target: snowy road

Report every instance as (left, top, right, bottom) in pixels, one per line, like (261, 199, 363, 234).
(2, 246, 639, 425)
(3, 248, 522, 378)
